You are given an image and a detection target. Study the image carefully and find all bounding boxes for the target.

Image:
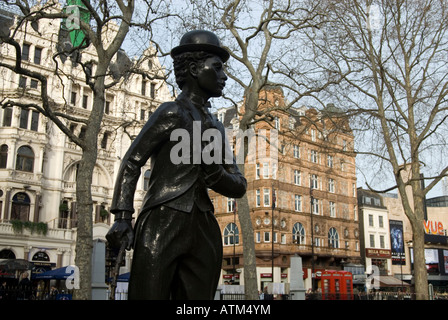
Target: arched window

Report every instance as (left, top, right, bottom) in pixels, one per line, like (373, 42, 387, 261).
(0, 144, 8, 168)
(32, 251, 50, 262)
(16, 146, 34, 172)
(328, 227, 339, 248)
(11, 192, 31, 221)
(293, 222, 306, 244)
(223, 223, 239, 246)
(143, 169, 151, 191)
(0, 249, 16, 259)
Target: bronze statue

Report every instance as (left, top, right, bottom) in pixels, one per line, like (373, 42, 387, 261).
(106, 30, 247, 300)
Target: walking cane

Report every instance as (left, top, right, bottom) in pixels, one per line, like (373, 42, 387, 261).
(109, 241, 127, 300)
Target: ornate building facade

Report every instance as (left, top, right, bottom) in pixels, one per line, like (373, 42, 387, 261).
(0, 7, 172, 276)
(211, 86, 361, 291)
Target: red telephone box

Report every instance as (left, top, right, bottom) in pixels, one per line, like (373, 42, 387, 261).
(321, 270, 353, 300)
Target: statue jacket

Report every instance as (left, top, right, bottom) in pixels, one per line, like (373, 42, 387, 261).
(110, 93, 247, 216)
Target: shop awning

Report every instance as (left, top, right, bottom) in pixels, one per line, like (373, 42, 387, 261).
(32, 266, 73, 280)
(0, 259, 33, 271)
(374, 275, 410, 287)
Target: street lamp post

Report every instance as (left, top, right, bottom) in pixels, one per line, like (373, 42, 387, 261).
(271, 186, 276, 284)
(310, 175, 316, 292)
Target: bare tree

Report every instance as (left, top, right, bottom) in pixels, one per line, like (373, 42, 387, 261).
(0, 0, 172, 299)
(170, 0, 342, 299)
(305, 0, 448, 300)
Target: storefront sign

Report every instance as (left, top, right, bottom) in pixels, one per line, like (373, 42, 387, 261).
(424, 220, 445, 235)
(366, 248, 391, 258)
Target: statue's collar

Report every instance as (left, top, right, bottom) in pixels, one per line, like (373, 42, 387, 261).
(177, 92, 212, 112)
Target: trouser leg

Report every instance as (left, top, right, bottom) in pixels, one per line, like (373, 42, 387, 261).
(171, 208, 223, 300)
(128, 205, 222, 300)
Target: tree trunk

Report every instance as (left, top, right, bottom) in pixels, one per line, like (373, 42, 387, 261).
(410, 185, 429, 300)
(72, 75, 105, 300)
(236, 164, 259, 300)
(73, 153, 95, 300)
(412, 224, 429, 300)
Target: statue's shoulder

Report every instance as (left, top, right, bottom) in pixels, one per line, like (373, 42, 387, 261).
(157, 100, 182, 113)
(152, 100, 184, 120)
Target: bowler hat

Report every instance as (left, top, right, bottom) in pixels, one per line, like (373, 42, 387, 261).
(171, 30, 230, 62)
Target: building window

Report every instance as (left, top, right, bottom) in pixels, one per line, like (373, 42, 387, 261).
(274, 116, 280, 130)
(311, 174, 319, 189)
(264, 231, 270, 243)
(294, 195, 302, 212)
(34, 47, 42, 64)
(22, 43, 30, 61)
(19, 109, 29, 129)
(329, 201, 336, 217)
(256, 163, 260, 179)
(30, 79, 38, 89)
(2, 107, 12, 126)
(82, 95, 88, 109)
(311, 129, 316, 141)
(263, 189, 270, 207)
(104, 101, 111, 114)
(0, 144, 8, 168)
(293, 170, 301, 185)
(223, 223, 239, 246)
(256, 189, 261, 207)
(19, 76, 27, 88)
(16, 146, 34, 172)
(141, 79, 147, 95)
(101, 132, 109, 149)
(30, 111, 39, 131)
(70, 91, 77, 106)
(263, 162, 269, 179)
(310, 150, 318, 163)
(227, 198, 235, 212)
(328, 178, 335, 193)
(327, 155, 334, 168)
(11, 192, 31, 221)
(293, 145, 300, 158)
(150, 83, 156, 99)
(143, 169, 151, 191)
(328, 227, 339, 248)
(380, 235, 385, 249)
(312, 198, 320, 215)
(369, 214, 374, 227)
(292, 222, 306, 244)
(379, 215, 384, 228)
(370, 234, 375, 247)
(256, 231, 261, 243)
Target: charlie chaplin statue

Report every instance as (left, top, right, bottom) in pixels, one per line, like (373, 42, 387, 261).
(106, 30, 247, 300)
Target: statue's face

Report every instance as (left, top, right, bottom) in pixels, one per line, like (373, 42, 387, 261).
(195, 55, 227, 98)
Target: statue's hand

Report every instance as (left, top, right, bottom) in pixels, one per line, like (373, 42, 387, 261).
(106, 218, 134, 251)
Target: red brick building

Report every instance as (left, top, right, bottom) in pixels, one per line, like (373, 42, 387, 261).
(211, 86, 361, 291)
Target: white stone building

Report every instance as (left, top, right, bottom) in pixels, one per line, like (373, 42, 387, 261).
(0, 6, 172, 276)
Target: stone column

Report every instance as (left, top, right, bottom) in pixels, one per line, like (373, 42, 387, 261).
(91, 239, 108, 300)
(290, 255, 306, 300)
